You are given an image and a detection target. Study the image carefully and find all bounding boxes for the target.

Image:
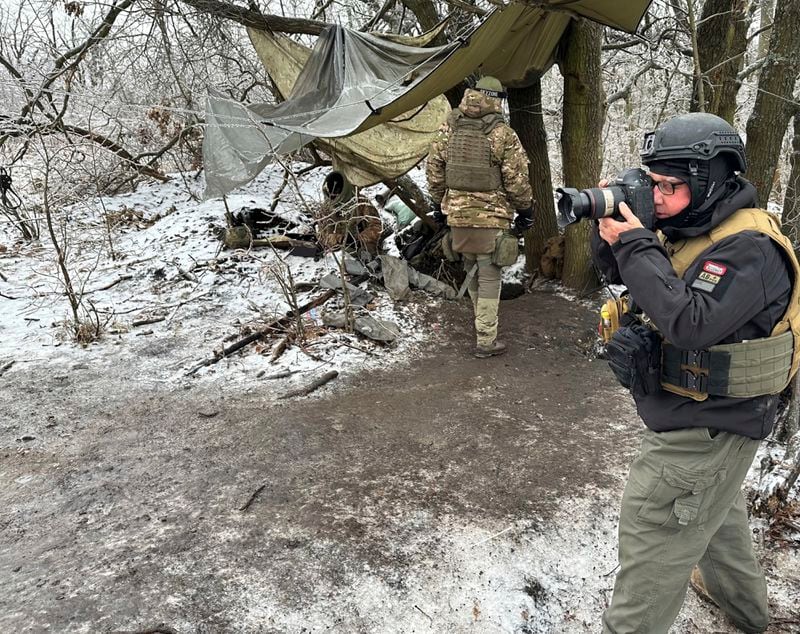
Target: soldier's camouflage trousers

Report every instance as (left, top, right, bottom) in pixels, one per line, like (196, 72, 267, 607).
(461, 253, 502, 347)
(602, 427, 768, 634)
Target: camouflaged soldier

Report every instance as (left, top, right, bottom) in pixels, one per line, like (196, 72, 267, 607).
(592, 113, 800, 633)
(426, 76, 533, 358)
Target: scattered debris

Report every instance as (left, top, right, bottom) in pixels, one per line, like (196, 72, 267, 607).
(319, 272, 373, 306)
(378, 254, 456, 300)
(110, 623, 179, 634)
(322, 310, 399, 343)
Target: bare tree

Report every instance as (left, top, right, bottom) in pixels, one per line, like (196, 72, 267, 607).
(559, 18, 604, 293)
(690, 0, 750, 122)
(508, 77, 558, 273)
(745, 0, 800, 205)
(784, 108, 800, 250)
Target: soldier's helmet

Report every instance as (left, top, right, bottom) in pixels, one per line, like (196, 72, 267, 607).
(640, 113, 746, 173)
(475, 76, 507, 99)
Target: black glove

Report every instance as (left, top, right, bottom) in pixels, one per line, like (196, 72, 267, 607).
(605, 323, 662, 397)
(513, 207, 534, 235)
(430, 201, 447, 227)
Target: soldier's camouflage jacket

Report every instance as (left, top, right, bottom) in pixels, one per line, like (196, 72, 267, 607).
(426, 89, 532, 229)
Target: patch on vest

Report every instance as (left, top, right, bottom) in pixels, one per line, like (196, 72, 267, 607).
(702, 261, 727, 276)
(690, 260, 733, 296)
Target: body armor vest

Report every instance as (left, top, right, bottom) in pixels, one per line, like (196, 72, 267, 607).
(445, 111, 504, 193)
(659, 208, 800, 401)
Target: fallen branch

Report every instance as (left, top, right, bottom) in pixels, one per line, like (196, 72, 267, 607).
(260, 369, 300, 380)
(226, 233, 318, 252)
(0, 360, 15, 377)
(131, 316, 166, 327)
(165, 289, 216, 325)
(186, 273, 370, 376)
(239, 483, 266, 512)
(77, 274, 133, 295)
(335, 339, 375, 356)
(270, 334, 292, 362)
(278, 370, 338, 399)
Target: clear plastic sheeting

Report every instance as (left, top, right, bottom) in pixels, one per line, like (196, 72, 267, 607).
(203, 26, 458, 199)
(248, 28, 452, 189)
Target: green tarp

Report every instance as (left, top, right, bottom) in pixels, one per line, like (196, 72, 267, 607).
(202, 1, 651, 198)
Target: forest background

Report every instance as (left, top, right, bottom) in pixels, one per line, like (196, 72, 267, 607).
(2, 0, 800, 292)
(0, 0, 799, 533)
(1, 1, 799, 630)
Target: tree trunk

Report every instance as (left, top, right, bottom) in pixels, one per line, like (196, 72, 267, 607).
(758, 0, 776, 59)
(690, 0, 748, 123)
(177, 0, 328, 34)
(745, 0, 800, 206)
(508, 77, 558, 274)
(400, 0, 439, 32)
(383, 174, 437, 230)
(783, 109, 800, 252)
(559, 19, 604, 292)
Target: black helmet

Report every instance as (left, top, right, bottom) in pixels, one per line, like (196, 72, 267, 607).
(640, 113, 746, 173)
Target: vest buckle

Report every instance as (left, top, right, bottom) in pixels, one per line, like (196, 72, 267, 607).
(680, 368, 708, 393)
(681, 348, 709, 370)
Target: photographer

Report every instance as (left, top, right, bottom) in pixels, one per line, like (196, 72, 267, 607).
(590, 113, 800, 633)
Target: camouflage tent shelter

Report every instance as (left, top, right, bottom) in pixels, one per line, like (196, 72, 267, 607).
(203, 1, 652, 198)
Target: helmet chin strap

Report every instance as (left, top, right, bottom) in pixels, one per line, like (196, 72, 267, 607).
(688, 160, 701, 212)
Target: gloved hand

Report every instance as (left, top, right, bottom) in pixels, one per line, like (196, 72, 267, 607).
(606, 323, 662, 397)
(513, 207, 534, 235)
(431, 201, 447, 227)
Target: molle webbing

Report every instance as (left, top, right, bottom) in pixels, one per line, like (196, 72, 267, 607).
(660, 207, 800, 400)
(661, 330, 794, 398)
(445, 114, 503, 193)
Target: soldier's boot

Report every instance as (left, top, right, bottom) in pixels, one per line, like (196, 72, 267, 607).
(474, 340, 506, 358)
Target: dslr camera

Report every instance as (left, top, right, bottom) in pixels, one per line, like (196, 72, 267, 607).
(556, 168, 655, 230)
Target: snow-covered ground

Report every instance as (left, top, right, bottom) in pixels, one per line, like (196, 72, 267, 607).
(0, 164, 433, 395)
(1, 165, 798, 633)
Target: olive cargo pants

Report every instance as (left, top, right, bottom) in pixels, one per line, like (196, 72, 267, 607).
(461, 253, 502, 347)
(602, 427, 769, 634)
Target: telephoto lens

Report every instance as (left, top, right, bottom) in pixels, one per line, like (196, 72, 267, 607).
(556, 186, 626, 227)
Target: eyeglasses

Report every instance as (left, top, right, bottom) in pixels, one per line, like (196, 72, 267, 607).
(654, 180, 686, 195)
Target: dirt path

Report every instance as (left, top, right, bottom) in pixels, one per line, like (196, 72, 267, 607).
(0, 289, 795, 633)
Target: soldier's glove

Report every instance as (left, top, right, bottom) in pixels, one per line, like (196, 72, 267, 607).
(512, 207, 534, 236)
(430, 202, 447, 227)
(605, 323, 662, 397)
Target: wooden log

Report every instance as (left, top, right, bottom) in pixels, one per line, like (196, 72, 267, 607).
(278, 370, 339, 399)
